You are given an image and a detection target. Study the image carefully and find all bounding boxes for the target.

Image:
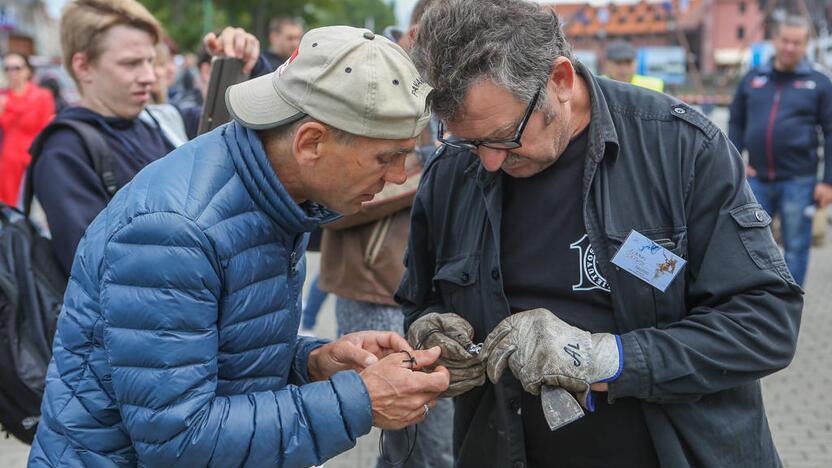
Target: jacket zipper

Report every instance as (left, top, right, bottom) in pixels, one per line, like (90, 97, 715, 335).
(289, 250, 298, 277)
(765, 83, 783, 180)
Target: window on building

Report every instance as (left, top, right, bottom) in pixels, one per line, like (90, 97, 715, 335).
(739, 2, 746, 14)
(737, 26, 745, 40)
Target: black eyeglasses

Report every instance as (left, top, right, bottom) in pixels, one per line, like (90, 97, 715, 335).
(438, 88, 541, 151)
(3, 66, 22, 72)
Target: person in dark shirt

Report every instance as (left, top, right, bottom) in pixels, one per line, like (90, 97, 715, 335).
(264, 16, 303, 69)
(33, 0, 264, 276)
(400, 1, 802, 467)
(729, 15, 832, 286)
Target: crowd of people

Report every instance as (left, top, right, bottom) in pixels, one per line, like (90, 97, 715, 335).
(0, 0, 825, 467)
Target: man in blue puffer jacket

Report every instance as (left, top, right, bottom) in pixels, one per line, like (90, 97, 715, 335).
(29, 25, 449, 467)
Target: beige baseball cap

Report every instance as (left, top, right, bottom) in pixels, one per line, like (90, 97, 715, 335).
(226, 25, 432, 139)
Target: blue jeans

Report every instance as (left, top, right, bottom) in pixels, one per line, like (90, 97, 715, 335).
(747, 175, 815, 286)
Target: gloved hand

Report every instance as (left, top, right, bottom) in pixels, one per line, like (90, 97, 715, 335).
(407, 312, 486, 397)
(483, 308, 621, 410)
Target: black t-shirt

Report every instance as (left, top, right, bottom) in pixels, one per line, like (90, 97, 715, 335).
(500, 128, 659, 468)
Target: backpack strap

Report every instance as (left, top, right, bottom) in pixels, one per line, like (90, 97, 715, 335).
(26, 119, 118, 217)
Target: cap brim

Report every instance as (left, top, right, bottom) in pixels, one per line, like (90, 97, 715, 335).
(225, 72, 304, 130)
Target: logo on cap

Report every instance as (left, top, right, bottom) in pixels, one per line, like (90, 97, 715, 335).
(411, 77, 426, 97)
(277, 48, 300, 77)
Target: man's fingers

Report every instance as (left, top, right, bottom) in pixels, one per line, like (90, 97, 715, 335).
(221, 27, 236, 57)
(374, 331, 413, 353)
(234, 30, 247, 56)
(408, 347, 442, 369)
(481, 323, 512, 357)
(412, 364, 450, 394)
(336, 340, 378, 367)
(203, 32, 219, 54)
(243, 37, 259, 74)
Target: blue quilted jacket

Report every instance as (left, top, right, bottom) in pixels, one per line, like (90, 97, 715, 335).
(28, 122, 373, 467)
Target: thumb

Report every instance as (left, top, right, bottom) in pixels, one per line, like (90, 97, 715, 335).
(486, 341, 515, 384)
(337, 340, 378, 368)
(203, 32, 219, 54)
(410, 346, 442, 369)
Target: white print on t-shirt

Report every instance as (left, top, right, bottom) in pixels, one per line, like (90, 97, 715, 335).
(569, 234, 610, 293)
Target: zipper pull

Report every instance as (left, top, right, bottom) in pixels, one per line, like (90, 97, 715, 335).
(289, 251, 297, 276)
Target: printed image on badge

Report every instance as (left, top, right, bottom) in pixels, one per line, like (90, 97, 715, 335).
(610, 230, 686, 292)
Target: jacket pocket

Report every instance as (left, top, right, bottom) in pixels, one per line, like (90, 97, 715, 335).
(433, 255, 480, 315)
(607, 227, 688, 329)
(729, 203, 794, 282)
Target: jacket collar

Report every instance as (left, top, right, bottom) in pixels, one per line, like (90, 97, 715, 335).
(223, 121, 339, 234)
(470, 60, 621, 187)
(759, 57, 813, 76)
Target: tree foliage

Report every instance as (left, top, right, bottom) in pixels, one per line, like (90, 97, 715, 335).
(139, 0, 396, 53)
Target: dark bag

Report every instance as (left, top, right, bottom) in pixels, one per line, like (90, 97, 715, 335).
(0, 119, 116, 443)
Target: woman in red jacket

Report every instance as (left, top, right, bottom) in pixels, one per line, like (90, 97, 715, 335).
(0, 53, 54, 206)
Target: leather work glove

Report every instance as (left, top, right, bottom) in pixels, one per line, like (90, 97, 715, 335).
(407, 312, 486, 397)
(483, 308, 622, 410)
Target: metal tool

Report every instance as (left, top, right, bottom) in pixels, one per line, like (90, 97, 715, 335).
(467, 342, 583, 431)
(541, 385, 584, 431)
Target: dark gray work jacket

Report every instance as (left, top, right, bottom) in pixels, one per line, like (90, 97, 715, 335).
(396, 66, 803, 468)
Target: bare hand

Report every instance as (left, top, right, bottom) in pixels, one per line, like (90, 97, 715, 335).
(361, 347, 450, 430)
(308, 331, 413, 381)
(202, 27, 260, 74)
(815, 182, 832, 209)
(745, 164, 757, 178)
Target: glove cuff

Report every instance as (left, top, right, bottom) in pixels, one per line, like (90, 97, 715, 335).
(591, 333, 623, 383)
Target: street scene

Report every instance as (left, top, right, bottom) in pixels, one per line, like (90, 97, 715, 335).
(1, 0, 831, 467)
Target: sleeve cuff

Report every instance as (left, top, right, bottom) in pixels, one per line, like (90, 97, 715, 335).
(291, 336, 330, 385)
(607, 333, 651, 402)
(598, 335, 624, 383)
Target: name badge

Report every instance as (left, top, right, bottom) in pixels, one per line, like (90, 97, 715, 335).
(611, 230, 686, 292)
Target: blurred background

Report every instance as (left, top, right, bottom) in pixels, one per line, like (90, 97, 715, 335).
(1, 0, 830, 113)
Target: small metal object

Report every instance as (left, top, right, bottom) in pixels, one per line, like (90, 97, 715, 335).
(423, 404, 430, 418)
(541, 386, 585, 431)
(467, 343, 483, 356)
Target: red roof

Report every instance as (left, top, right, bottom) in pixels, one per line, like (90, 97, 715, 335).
(548, 0, 703, 38)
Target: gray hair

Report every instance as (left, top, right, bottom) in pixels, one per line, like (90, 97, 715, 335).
(411, 0, 572, 121)
(776, 15, 811, 37)
(260, 115, 355, 146)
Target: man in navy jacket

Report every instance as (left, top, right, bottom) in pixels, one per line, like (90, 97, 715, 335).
(729, 15, 832, 285)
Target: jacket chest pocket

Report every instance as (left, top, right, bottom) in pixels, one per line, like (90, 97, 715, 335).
(433, 255, 481, 321)
(607, 227, 689, 330)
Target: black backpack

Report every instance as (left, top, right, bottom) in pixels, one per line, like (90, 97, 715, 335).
(0, 119, 117, 443)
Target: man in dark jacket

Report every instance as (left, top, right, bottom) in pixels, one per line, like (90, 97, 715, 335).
(30, 25, 449, 467)
(33, 0, 268, 276)
(264, 16, 304, 69)
(729, 15, 832, 286)
(396, 1, 803, 467)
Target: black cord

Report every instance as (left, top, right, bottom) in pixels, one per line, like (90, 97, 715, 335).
(415, 328, 443, 351)
(378, 330, 442, 467)
(378, 422, 419, 467)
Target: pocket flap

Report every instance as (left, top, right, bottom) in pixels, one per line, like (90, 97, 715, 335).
(434, 255, 479, 287)
(730, 203, 771, 228)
